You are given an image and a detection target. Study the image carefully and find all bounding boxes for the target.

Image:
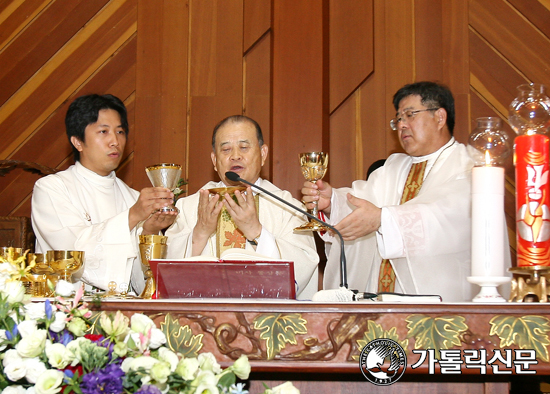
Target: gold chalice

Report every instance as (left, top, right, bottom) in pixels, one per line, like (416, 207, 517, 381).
(145, 163, 183, 213)
(295, 152, 329, 232)
(27, 253, 57, 297)
(0, 247, 23, 260)
(46, 250, 84, 283)
(139, 234, 167, 299)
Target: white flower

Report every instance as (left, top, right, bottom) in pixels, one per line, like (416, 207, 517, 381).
(113, 341, 128, 358)
(45, 343, 73, 369)
(271, 381, 300, 394)
(0, 262, 17, 285)
(24, 357, 47, 384)
(4, 357, 26, 382)
(175, 357, 200, 380)
(158, 347, 179, 371)
(150, 361, 171, 384)
(16, 329, 47, 358)
(198, 352, 222, 374)
(2, 385, 27, 394)
(100, 311, 129, 341)
(54, 280, 74, 297)
(3, 348, 22, 367)
(130, 313, 155, 334)
(194, 370, 219, 394)
(0, 329, 7, 351)
(18, 320, 38, 338)
(27, 387, 36, 394)
(128, 356, 159, 372)
(49, 312, 67, 333)
(121, 357, 134, 373)
(3, 280, 26, 303)
(66, 317, 87, 337)
(34, 369, 64, 394)
(149, 328, 166, 349)
(25, 302, 47, 320)
(230, 354, 251, 380)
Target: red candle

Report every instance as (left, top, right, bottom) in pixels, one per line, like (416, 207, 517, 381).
(515, 134, 550, 266)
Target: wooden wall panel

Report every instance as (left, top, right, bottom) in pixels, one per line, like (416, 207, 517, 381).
(329, 0, 373, 113)
(0, 0, 137, 160)
(186, 0, 244, 193)
(134, 0, 189, 190)
(272, 0, 328, 195)
(243, 0, 270, 53)
(244, 33, 271, 180)
(470, 0, 550, 85)
(0, 0, 110, 105)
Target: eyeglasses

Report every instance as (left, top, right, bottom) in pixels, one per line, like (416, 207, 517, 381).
(390, 108, 440, 131)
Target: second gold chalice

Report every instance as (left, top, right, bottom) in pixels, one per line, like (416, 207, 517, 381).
(47, 250, 84, 283)
(295, 152, 329, 232)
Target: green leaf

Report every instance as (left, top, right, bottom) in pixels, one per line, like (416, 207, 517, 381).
(217, 371, 236, 388)
(160, 313, 203, 357)
(406, 314, 468, 353)
(253, 313, 307, 360)
(489, 315, 550, 362)
(353, 321, 409, 360)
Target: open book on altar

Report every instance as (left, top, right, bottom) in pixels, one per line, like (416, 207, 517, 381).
(149, 248, 296, 299)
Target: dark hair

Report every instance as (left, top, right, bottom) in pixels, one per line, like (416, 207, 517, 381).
(65, 94, 129, 161)
(392, 81, 455, 135)
(211, 115, 264, 149)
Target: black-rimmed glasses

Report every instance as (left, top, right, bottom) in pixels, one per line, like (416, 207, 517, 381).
(390, 108, 440, 130)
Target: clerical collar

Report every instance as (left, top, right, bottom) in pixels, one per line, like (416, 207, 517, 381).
(75, 161, 116, 187)
(411, 137, 456, 164)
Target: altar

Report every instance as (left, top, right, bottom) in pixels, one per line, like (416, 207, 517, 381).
(93, 299, 550, 393)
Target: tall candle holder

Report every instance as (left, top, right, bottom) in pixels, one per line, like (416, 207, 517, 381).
(467, 117, 511, 302)
(508, 83, 550, 302)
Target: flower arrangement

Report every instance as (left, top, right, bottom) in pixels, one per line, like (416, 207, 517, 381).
(0, 250, 299, 394)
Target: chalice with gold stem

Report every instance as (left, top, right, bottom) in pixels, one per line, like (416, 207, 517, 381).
(295, 152, 329, 232)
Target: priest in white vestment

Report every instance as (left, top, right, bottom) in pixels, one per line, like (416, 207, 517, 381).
(32, 94, 176, 293)
(302, 82, 510, 301)
(165, 115, 319, 299)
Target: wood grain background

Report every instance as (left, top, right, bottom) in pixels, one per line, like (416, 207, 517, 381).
(2, 0, 550, 265)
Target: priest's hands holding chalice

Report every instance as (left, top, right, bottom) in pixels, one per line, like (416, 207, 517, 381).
(131, 164, 183, 234)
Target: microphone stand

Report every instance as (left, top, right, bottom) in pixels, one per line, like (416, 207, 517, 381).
(225, 171, 348, 289)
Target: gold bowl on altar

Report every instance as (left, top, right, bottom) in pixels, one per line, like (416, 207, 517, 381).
(208, 186, 247, 196)
(46, 250, 84, 282)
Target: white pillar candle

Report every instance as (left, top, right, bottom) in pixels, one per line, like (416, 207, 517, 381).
(471, 166, 506, 277)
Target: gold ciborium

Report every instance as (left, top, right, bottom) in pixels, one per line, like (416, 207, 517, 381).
(27, 253, 57, 297)
(295, 152, 329, 232)
(46, 250, 84, 283)
(0, 247, 23, 260)
(139, 234, 167, 299)
(145, 163, 183, 213)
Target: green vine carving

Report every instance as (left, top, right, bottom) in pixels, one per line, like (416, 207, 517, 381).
(160, 313, 203, 357)
(406, 314, 468, 354)
(253, 313, 307, 360)
(489, 315, 550, 362)
(352, 320, 409, 361)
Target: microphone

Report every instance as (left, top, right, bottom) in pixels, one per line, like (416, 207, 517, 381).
(225, 171, 371, 301)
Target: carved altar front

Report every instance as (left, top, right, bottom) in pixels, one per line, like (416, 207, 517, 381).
(94, 300, 550, 393)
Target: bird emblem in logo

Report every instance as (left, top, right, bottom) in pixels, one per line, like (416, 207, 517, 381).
(359, 339, 407, 386)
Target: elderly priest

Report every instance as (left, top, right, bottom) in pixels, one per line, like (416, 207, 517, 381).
(303, 81, 510, 302)
(165, 115, 319, 299)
